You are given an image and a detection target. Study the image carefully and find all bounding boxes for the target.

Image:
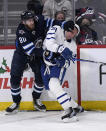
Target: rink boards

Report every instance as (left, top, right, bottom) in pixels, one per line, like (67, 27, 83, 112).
(1, 101, 106, 111)
(77, 45, 106, 111)
(0, 46, 77, 111)
(1, 46, 106, 111)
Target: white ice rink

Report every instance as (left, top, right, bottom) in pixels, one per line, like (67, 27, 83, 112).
(0, 111, 106, 131)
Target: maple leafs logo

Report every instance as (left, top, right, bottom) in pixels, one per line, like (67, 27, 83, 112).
(0, 57, 10, 74)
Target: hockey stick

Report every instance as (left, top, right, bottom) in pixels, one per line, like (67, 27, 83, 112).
(74, 58, 106, 64)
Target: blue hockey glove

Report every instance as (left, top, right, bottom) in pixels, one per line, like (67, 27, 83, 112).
(55, 56, 66, 67)
(70, 54, 77, 63)
(57, 45, 75, 62)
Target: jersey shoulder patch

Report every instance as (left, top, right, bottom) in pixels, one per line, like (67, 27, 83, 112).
(19, 30, 25, 35)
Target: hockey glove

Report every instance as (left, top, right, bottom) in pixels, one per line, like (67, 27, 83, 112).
(57, 45, 75, 63)
(55, 56, 66, 67)
(34, 38, 43, 48)
(44, 50, 53, 60)
(70, 54, 77, 63)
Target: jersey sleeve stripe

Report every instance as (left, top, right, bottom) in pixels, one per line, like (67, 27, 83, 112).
(46, 37, 56, 40)
(22, 42, 34, 50)
(26, 46, 35, 55)
(47, 33, 55, 35)
(46, 32, 55, 39)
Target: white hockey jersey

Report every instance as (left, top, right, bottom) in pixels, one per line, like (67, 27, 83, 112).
(43, 25, 77, 66)
(43, 25, 77, 54)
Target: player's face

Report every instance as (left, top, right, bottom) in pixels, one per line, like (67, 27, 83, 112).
(65, 27, 78, 40)
(24, 18, 35, 30)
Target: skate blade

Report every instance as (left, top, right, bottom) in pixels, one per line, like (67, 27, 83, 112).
(34, 106, 46, 112)
(62, 116, 79, 123)
(4, 110, 19, 115)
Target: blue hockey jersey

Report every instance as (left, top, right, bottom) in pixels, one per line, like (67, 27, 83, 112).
(15, 17, 45, 57)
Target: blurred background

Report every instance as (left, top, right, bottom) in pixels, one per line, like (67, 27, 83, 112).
(0, 0, 106, 45)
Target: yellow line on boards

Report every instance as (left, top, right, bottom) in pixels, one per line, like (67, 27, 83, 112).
(0, 101, 63, 111)
(1, 101, 106, 111)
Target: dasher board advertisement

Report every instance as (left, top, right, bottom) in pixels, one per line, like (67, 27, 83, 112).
(0, 46, 77, 110)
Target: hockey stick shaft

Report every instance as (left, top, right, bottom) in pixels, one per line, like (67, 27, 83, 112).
(74, 58, 106, 64)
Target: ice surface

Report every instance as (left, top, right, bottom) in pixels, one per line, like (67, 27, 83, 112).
(0, 111, 106, 131)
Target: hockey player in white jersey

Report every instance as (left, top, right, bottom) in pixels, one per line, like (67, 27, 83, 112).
(41, 20, 84, 122)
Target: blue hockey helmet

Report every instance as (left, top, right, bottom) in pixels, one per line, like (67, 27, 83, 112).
(21, 10, 34, 21)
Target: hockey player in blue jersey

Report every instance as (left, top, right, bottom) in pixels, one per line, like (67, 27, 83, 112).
(27, 0, 66, 35)
(41, 20, 84, 122)
(5, 10, 46, 114)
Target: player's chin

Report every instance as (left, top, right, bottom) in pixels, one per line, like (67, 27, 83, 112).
(29, 25, 35, 30)
(31, 26, 35, 30)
